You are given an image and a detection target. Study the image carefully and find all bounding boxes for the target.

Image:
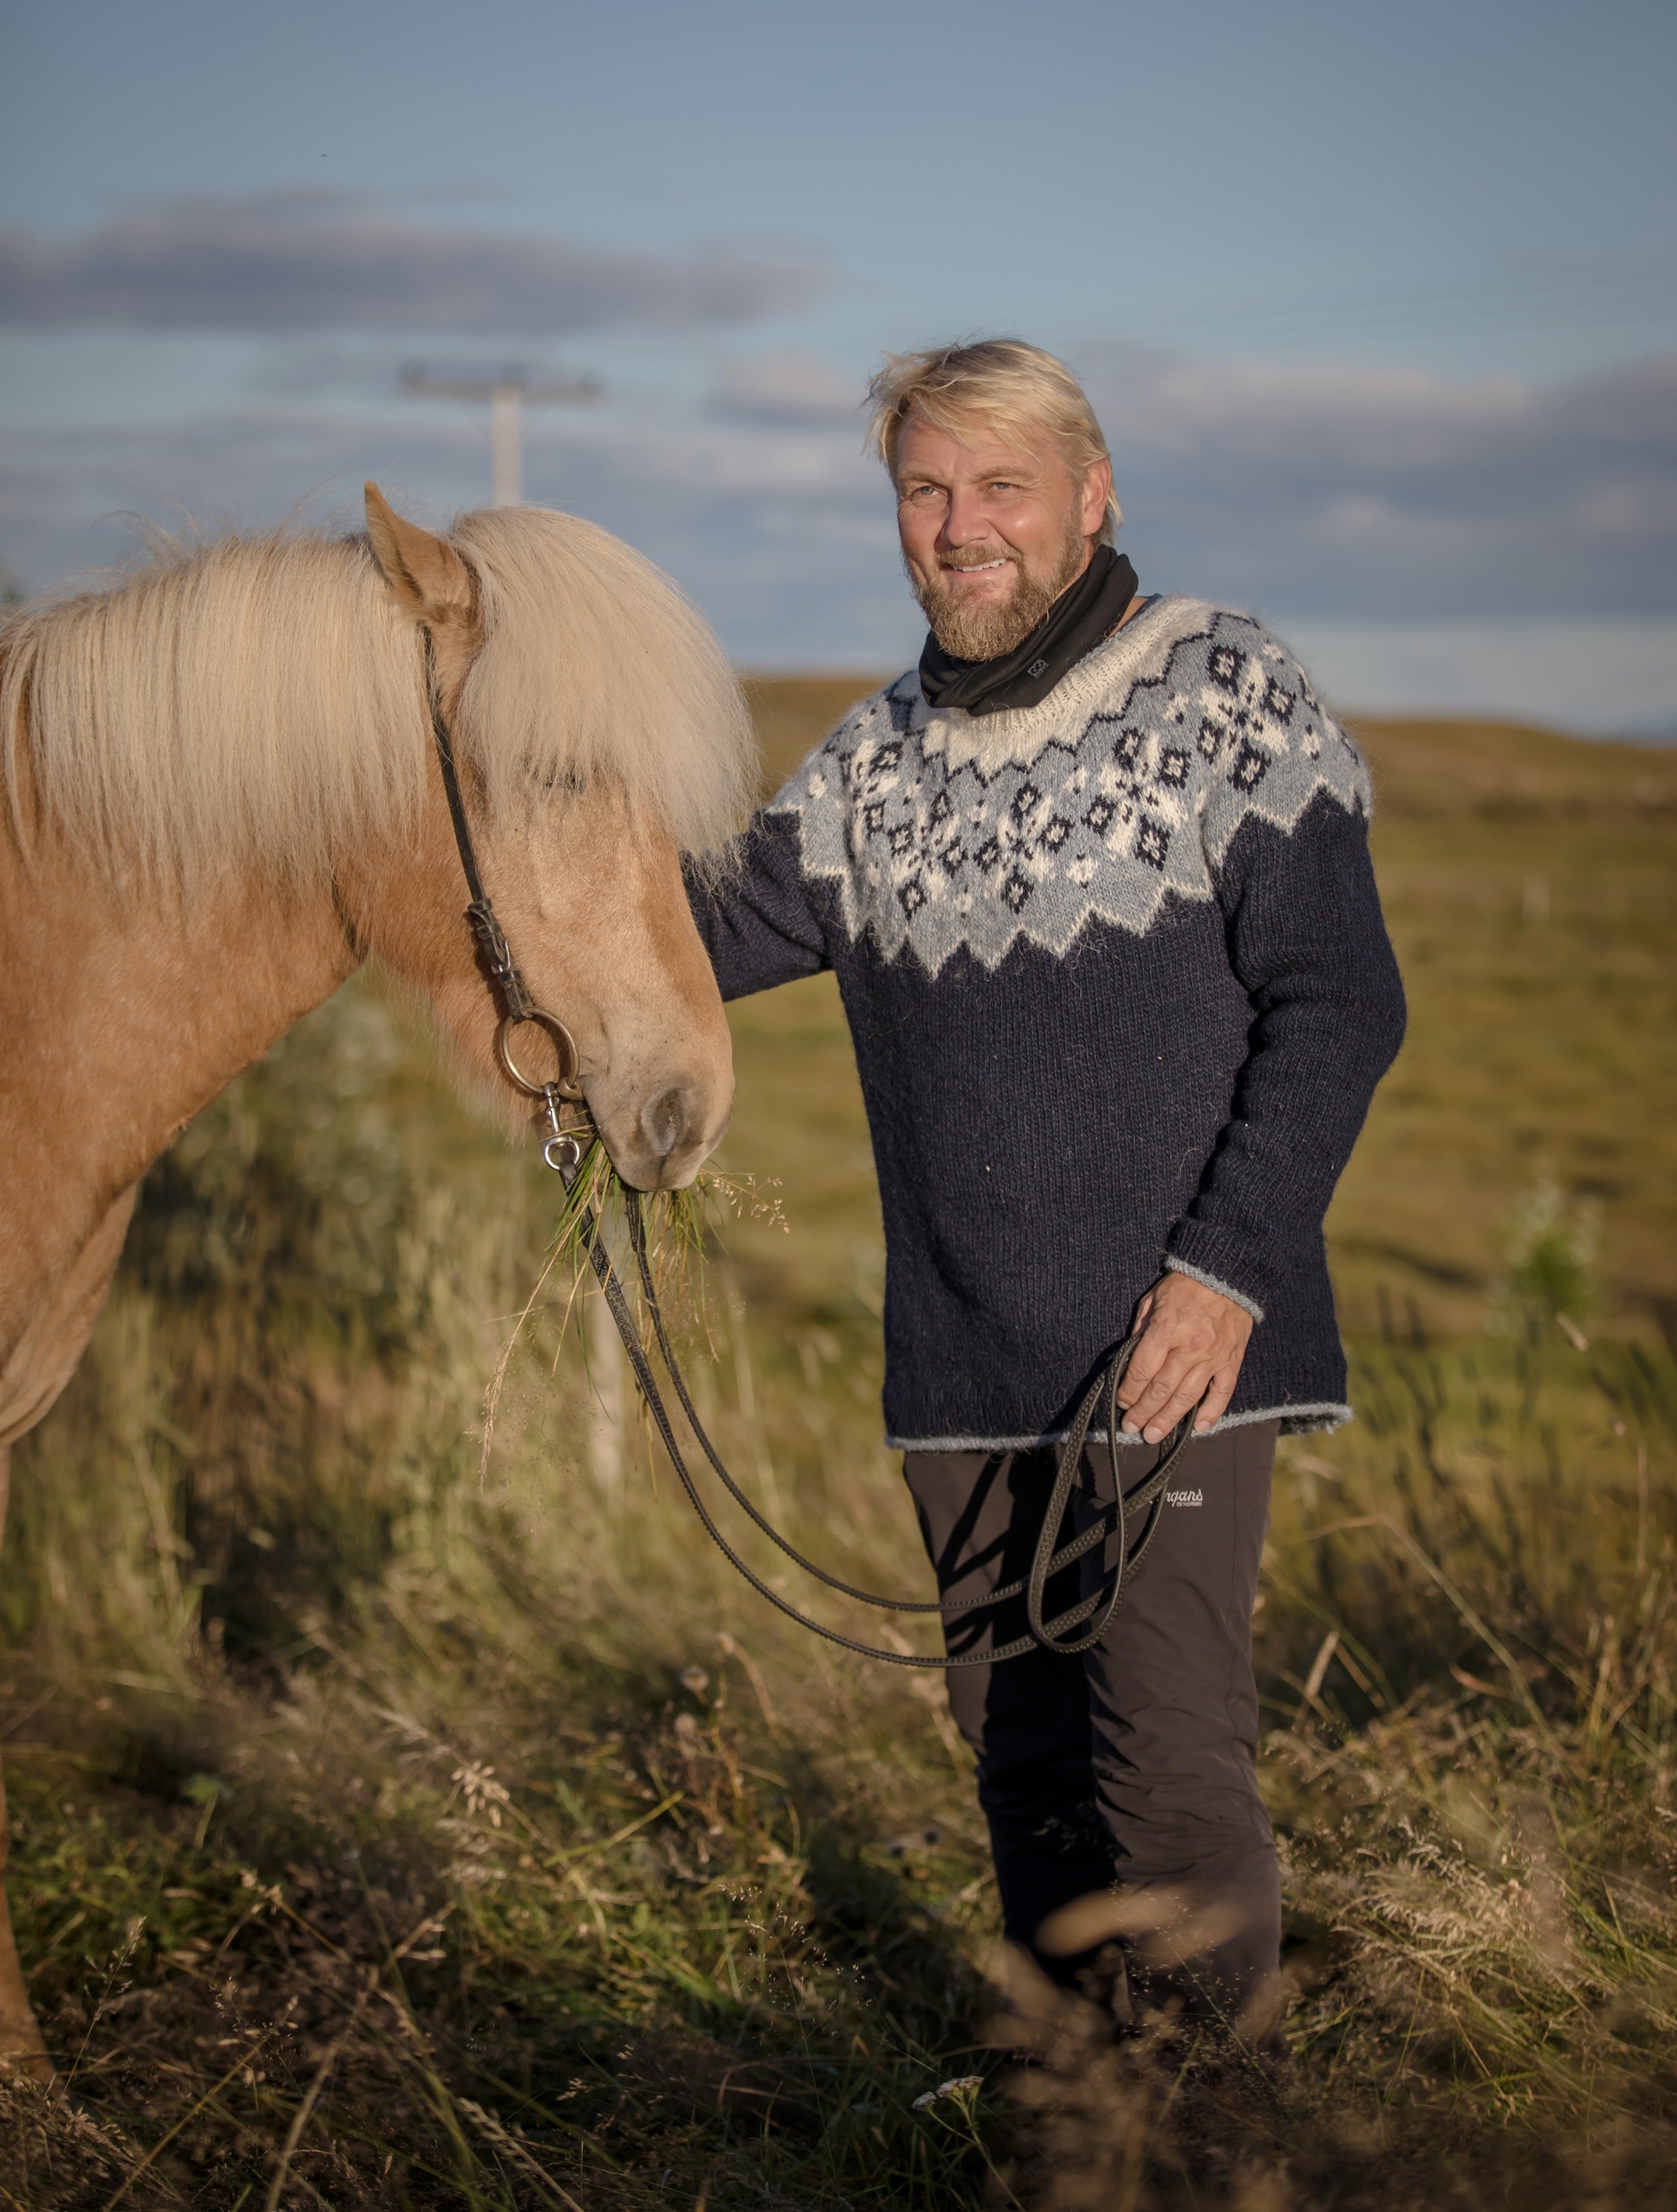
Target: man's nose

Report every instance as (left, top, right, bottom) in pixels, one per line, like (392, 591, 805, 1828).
(938, 488, 992, 546)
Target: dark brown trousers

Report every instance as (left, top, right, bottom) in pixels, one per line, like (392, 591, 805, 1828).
(903, 1420, 1280, 2023)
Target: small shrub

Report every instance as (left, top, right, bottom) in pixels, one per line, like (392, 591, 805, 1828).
(1497, 1178, 1603, 1341)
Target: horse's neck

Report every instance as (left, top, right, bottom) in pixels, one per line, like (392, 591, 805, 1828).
(0, 834, 358, 1360)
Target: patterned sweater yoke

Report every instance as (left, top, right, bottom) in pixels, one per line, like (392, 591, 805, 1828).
(689, 597, 1407, 1452)
(783, 598, 1375, 974)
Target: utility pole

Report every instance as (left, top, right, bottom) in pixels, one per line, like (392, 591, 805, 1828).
(401, 366, 602, 505)
(401, 361, 621, 1483)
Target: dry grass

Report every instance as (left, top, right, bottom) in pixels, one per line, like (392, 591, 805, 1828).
(2, 695, 1675, 2208)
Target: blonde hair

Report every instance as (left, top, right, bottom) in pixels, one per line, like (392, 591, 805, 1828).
(865, 338, 1121, 541)
(2, 506, 755, 894)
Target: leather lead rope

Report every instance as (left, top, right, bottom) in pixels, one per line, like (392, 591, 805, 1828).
(604, 1189, 1198, 1666)
(420, 632, 1199, 1668)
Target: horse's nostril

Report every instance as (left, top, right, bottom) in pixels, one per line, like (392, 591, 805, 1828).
(640, 1085, 690, 1160)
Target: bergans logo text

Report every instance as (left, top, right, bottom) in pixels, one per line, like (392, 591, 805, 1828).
(1165, 1488, 1204, 1507)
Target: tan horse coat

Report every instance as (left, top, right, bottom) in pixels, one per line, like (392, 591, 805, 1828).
(0, 487, 752, 2074)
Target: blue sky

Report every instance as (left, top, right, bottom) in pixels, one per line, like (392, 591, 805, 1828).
(2, 0, 1674, 726)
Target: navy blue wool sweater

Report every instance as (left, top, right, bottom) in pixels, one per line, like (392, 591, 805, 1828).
(687, 597, 1407, 1449)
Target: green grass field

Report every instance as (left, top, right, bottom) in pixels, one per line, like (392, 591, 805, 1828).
(2, 690, 1674, 2209)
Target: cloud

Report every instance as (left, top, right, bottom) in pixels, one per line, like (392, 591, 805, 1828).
(1284, 616, 1677, 733)
(1079, 346, 1677, 617)
(0, 399, 912, 668)
(709, 351, 863, 426)
(0, 192, 823, 336)
(3, 342, 1674, 718)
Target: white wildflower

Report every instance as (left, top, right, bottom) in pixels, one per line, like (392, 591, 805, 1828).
(451, 1762, 512, 1827)
(912, 2074, 983, 2111)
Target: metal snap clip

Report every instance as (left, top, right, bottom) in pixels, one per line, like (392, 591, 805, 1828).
(537, 1084, 593, 1183)
(543, 1129, 585, 1180)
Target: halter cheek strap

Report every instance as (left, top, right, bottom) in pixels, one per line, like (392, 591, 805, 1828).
(420, 627, 586, 1120)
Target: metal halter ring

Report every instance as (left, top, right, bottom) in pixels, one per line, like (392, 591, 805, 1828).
(495, 1009, 584, 1102)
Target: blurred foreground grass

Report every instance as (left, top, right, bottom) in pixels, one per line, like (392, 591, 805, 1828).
(3, 696, 1676, 2209)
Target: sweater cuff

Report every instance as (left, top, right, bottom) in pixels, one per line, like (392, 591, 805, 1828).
(1159, 1248, 1265, 1309)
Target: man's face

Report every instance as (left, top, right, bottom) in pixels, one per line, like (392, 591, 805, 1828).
(895, 413, 1112, 661)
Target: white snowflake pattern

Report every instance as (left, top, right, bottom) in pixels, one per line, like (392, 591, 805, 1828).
(771, 601, 1370, 976)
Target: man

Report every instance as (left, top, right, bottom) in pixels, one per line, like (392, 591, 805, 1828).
(687, 340, 1405, 2036)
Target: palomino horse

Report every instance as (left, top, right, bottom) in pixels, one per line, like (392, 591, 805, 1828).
(0, 484, 754, 2075)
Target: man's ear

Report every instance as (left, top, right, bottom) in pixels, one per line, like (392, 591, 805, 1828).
(1080, 457, 1116, 541)
(364, 482, 475, 624)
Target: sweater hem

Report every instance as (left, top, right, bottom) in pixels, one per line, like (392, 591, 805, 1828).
(1161, 1255, 1266, 1323)
(887, 1401, 1353, 1452)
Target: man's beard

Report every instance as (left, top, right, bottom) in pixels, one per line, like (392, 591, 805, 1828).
(912, 515, 1090, 661)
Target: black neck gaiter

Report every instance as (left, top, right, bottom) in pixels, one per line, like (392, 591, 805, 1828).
(918, 543, 1140, 717)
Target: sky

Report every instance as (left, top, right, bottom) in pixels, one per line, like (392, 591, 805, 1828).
(1, 0, 1674, 729)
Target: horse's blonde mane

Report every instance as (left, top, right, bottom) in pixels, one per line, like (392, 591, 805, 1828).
(1, 505, 756, 891)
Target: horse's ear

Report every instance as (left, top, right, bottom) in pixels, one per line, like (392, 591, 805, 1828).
(363, 482, 473, 624)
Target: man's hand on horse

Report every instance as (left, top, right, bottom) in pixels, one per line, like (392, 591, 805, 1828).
(1118, 1271, 1254, 1442)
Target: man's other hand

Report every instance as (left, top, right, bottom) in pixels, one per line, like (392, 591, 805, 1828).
(1117, 1271, 1254, 1443)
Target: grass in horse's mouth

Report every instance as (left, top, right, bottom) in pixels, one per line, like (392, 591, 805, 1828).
(477, 1140, 786, 1480)
(548, 1138, 786, 1331)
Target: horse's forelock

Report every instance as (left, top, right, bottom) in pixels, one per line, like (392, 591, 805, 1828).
(448, 506, 756, 855)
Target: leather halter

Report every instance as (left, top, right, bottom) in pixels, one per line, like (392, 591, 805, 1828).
(422, 630, 588, 1170)
(421, 627, 1200, 1666)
